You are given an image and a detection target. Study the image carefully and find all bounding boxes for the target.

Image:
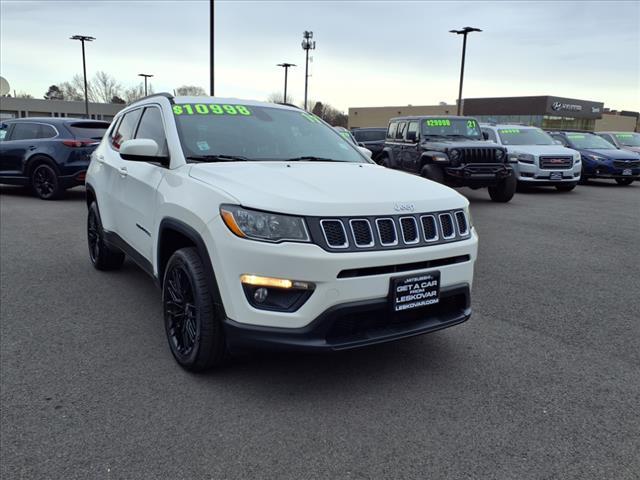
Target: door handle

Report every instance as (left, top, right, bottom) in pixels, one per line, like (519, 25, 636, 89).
(119, 166, 128, 177)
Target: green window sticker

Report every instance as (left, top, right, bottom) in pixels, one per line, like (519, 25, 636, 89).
(615, 133, 633, 138)
(499, 129, 521, 134)
(425, 119, 451, 127)
(567, 134, 586, 139)
(172, 104, 252, 116)
(467, 120, 477, 128)
(339, 131, 351, 140)
(301, 113, 322, 123)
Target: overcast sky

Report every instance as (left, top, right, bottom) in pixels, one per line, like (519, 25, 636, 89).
(1, 0, 638, 111)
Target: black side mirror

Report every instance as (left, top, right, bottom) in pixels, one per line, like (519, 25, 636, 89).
(406, 131, 417, 142)
(482, 132, 489, 140)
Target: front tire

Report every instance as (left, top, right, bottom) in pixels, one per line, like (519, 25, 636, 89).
(87, 202, 125, 270)
(163, 247, 228, 371)
(420, 164, 445, 184)
(615, 178, 634, 186)
(556, 182, 577, 192)
(488, 174, 516, 202)
(31, 163, 63, 200)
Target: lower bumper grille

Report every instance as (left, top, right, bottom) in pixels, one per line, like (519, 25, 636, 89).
(613, 160, 640, 169)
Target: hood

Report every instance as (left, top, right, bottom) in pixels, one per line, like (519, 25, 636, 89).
(425, 139, 499, 149)
(506, 145, 577, 156)
(581, 148, 640, 159)
(622, 146, 640, 154)
(189, 161, 467, 216)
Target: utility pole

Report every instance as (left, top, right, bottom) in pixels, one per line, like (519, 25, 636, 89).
(301, 31, 316, 111)
(70, 35, 95, 118)
(449, 27, 482, 116)
(210, 0, 215, 96)
(277, 63, 296, 104)
(138, 73, 153, 96)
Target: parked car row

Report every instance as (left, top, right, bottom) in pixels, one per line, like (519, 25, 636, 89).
(352, 119, 640, 198)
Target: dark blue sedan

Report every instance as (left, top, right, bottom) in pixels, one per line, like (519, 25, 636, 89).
(548, 131, 640, 186)
(0, 117, 110, 199)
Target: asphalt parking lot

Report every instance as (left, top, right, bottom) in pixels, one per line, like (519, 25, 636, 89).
(1, 182, 639, 480)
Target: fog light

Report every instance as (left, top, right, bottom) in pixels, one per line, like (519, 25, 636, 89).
(254, 287, 268, 303)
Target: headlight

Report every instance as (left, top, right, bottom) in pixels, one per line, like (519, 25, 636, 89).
(220, 205, 310, 243)
(516, 153, 535, 163)
(449, 149, 461, 161)
(495, 149, 506, 161)
(584, 154, 607, 162)
(573, 153, 581, 164)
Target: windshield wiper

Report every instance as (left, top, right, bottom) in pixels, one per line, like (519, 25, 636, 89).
(448, 134, 476, 140)
(284, 156, 343, 162)
(186, 154, 250, 162)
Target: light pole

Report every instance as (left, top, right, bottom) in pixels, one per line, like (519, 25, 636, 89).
(301, 31, 316, 111)
(138, 73, 153, 96)
(210, 0, 215, 96)
(277, 63, 296, 104)
(70, 35, 95, 118)
(449, 27, 482, 116)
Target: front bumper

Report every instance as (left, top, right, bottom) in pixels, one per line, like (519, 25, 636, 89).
(585, 166, 640, 179)
(204, 216, 478, 330)
(445, 163, 512, 186)
(224, 284, 470, 352)
(513, 161, 581, 183)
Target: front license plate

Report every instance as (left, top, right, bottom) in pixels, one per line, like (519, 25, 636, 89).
(622, 169, 632, 176)
(549, 172, 563, 180)
(391, 272, 440, 313)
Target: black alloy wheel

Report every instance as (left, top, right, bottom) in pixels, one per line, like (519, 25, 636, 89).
(615, 178, 634, 186)
(165, 264, 199, 358)
(31, 164, 61, 200)
(87, 202, 125, 270)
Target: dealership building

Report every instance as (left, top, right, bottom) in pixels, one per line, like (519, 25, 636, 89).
(0, 97, 124, 121)
(349, 95, 639, 132)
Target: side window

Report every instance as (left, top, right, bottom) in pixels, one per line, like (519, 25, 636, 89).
(553, 135, 568, 147)
(483, 128, 497, 142)
(111, 109, 142, 150)
(601, 134, 615, 144)
(407, 121, 419, 142)
(0, 124, 8, 142)
(9, 123, 41, 141)
(387, 122, 398, 140)
(396, 121, 407, 140)
(37, 124, 57, 139)
(135, 107, 168, 156)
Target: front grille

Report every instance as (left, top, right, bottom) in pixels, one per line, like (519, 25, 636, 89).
(349, 219, 374, 247)
(315, 209, 471, 252)
(376, 218, 397, 246)
(613, 160, 640, 169)
(455, 211, 469, 236)
(540, 156, 573, 170)
(420, 215, 438, 241)
(439, 213, 455, 239)
(461, 147, 498, 163)
(320, 220, 348, 248)
(400, 217, 419, 244)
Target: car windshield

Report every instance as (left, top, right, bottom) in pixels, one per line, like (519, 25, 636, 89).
(614, 132, 640, 147)
(172, 102, 367, 162)
(498, 127, 554, 145)
(566, 133, 616, 150)
(421, 118, 482, 139)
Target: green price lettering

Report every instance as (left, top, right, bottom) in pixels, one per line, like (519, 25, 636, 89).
(499, 129, 520, 134)
(425, 119, 451, 127)
(301, 113, 322, 123)
(615, 134, 633, 138)
(173, 104, 252, 116)
(467, 120, 477, 128)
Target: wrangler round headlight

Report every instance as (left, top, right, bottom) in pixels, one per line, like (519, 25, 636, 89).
(220, 205, 310, 243)
(495, 149, 505, 161)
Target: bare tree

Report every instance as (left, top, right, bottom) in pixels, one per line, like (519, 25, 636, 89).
(92, 71, 122, 103)
(15, 92, 34, 99)
(123, 83, 154, 103)
(175, 85, 206, 96)
(267, 92, 296, 104)
(309, 101, 348, 127)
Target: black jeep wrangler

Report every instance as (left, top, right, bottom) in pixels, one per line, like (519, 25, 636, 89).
(379, 116, 516, 202)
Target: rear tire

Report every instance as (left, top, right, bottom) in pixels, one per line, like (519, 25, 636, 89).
(31, 163, 63, 200)
(615, 178, 634, 186)
(420, 164, 445, 184)
(488, 174, 516, 202)
(163, 247, 228, 371)
(87, 202, 125, 270)
(556, 183, 577, 192)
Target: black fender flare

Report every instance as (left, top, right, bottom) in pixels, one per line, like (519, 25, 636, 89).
(380, 146, 396, 166)
(157, 218, 227, 316)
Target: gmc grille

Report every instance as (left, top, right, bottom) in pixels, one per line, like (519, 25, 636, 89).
(316, 210, 470, 252)
(540, 156, 573, 170)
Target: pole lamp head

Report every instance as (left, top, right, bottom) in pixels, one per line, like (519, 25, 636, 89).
(70, 35, 95, 42)
(449, 27, 482, 35)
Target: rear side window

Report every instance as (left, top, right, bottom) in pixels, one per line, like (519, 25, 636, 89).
(9, 123, 56, 140)
(111, 109, 142, 150)
(407, 121, 419, 141)
(135, 107, 168, 156)
(0, 124, 9, 142)
(67, 122, 109, 140)
(396, 122, 407, 140)
(355, 130, 386, 142)
(387, 122, 398, 139)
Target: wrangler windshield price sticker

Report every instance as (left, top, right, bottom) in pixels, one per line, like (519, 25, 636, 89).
(500, 129, 521, 134)
(425, 119, 451, 127)
(392, 272, 440, 312)
(172, 104, 252, 116)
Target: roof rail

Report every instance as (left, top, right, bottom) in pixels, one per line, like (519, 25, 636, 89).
(129, 92, 174, 106)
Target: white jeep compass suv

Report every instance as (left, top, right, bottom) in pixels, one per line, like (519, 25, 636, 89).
(86, 94, 478, 371)
(481, 124, 581, 191)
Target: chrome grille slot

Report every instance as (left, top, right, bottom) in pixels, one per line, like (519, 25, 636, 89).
(420, 215, 439, 242)
(439, 213, 455, 239)
(399, 217, 419, 244)
(320, 220, 348, 248)
(376, 218, 398, 246)
(540, 156, 573, 170)
(349, 219, 374, 248)
(454, 211, 469, 236)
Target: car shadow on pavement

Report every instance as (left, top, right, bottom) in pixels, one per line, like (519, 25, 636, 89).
(0, 185, 86, 200)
